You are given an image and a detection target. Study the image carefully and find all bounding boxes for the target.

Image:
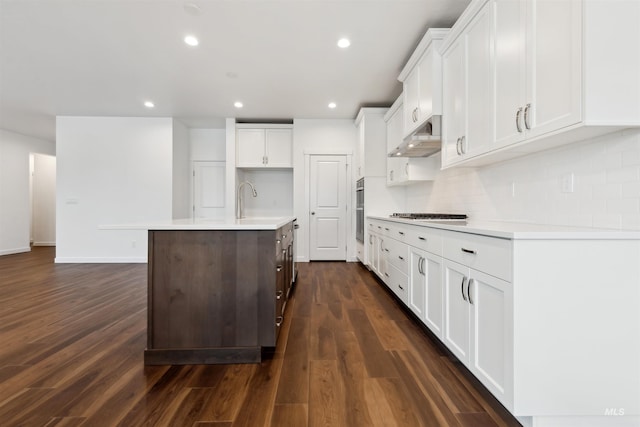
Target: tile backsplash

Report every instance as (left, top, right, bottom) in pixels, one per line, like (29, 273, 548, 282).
(406, 128, 640, 230)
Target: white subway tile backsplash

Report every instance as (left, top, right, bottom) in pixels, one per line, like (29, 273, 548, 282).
(418, 129, 640, 230)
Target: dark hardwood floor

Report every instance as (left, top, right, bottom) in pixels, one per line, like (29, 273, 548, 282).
(0, 247, 521, 426)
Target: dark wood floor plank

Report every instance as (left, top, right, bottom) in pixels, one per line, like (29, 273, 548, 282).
(275, 317, 310, 404)
(308, 360, 347, 427)
(271, 403, 308, 427)
(0, 250, 520, 427)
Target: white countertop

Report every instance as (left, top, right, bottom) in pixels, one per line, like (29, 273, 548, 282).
(99, 216, 297, 231)
(368, 216, 640, 240)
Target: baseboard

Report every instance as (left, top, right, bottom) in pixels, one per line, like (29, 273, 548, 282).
(54, 256, 147, 264)
(0, 247, 31, 256)
(32, 242, 56, 247)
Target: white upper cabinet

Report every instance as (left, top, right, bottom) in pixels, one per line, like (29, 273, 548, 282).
(398, 28, 449, 138)
(236, 125, 293, 168)
(442, 4, 493, 167)
(441, 0, 640, 168)
(355, 108, 388, 179)
(494, 0, 581, 149)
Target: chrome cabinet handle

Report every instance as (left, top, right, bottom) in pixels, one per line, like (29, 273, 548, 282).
(311, 212, 315, 215)
(461, 276, 468, 302)
(384, 248, 390, 253)
(384, 272, 389, 277)
(276, 290, 283, 300)
(418, 236, 426, 241)
(398, 255, 404, 261)
(456, 137, 461, 155)
(264, 156, 268, 165)
(377, 226, 382, 229)
(398, 231, 404, 236)
(282, 234, 287, 239)
(524, 103, 531, 130)
(276, 239, 281, 244)
(398, 284, 404, 291)
(369, 235, 373, 244)
(276, 316, 284, 327)
(461, 247, 476, 255)
(390, 170, 393, 181)
(385, 227, 389, 231)
(460, 136, 466, 154)
(516, 107, 523, 133)
(418, 257, 425, 275)
(277, 265, 283, 272)
(467, 279, 474, 305)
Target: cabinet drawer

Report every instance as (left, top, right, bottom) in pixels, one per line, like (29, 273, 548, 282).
(383, 237, 409, 274)
(442, 232, 512, 281)
(406, 225, 443, 255)
(387, 264, 408, 305)
(385, 222, 408, 241)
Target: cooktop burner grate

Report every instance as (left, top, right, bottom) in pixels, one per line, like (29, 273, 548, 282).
(390, 213, 468, 220)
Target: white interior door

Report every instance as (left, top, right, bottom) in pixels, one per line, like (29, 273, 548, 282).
(309, 155, 347, 260)
(193, 161, 225, 218)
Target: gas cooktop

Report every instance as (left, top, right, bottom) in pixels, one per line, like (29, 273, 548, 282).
(390, 213, 468, 221)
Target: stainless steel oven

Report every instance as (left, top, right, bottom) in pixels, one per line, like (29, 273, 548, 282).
(356, 178, 364, 243)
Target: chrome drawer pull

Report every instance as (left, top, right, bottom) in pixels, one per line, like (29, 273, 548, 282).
(398, 256, 404, 261)
(385, 227, 389, 231)
(276, 265, 283, 272)
(384, 272, 389, 277)
(461, 247, 476, 255)
(418, 236, 426, 241)
(467, 279, 474, 305)
(276, 290, 283, 300)
(461, 277, 468, 302)
(398, 231, 404, 236)
(276, 316, 284, 327)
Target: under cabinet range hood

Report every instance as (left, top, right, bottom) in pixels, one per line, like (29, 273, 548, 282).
(388, 116, 442, 158)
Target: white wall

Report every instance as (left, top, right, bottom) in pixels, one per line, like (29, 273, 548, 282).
(56, 117, 173, 262)
(0, 129, 55, 255)
(172, 119, 190, 219)
(32, 154, 56, 246)
(239, 169, 293, 217)
(190, 128, 226, 161)
(293, 119, 358, 262)
(405, 129, 640, 230)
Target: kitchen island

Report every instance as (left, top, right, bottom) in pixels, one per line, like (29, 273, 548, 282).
(143, 217, 296, 365)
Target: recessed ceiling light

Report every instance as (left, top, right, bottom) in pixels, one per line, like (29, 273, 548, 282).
(234, 101, 243, 108)
(184, 35, 199, 46)
(337, 38, 351, 48)
(144, 101, 155, 108)
(328, 102, 337, 109)
(396, 152, 402, 156)
(408, 143, 415, 148)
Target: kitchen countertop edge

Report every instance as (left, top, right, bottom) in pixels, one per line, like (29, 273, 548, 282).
(367, 216, 640, 240)
(99, 216, 297, 231)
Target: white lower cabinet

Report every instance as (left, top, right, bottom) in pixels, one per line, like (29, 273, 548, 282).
(367, 216, 640, 426)
(409, 246, 444, 338)
(443, 259, 513, 409)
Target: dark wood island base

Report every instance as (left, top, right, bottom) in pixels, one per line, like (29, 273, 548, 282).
(145, 219, 295, 364)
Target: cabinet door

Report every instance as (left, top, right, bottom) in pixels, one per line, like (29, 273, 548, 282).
(464, 4, 494, 157)
(494, 0, 527, 149)
(418, 49, 437, 121)
(403, 68, 420, 135)
(441, 38, 466, 167)
(525, 0, 582, 139)
(237, 129, 265, 167)
(378, 237, 389, 283)
(469, 269, 513, 409)
(409, 247, 427, 320)
(423, 251, 444, 338)
(265, 129, 293, 167)
(443, 259, 470, 364)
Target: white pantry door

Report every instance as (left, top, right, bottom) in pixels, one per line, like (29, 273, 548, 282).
(309, 155, 347, 260)
(193, 161, 225, 218)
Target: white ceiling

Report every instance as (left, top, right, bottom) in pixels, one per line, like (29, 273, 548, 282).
(0, 0, 469, 142)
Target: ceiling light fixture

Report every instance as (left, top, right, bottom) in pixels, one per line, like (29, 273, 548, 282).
(184, 35, 199, 46)
(234, 101, 243, 108)
(396, 152, 402, 156)
(337, 38, 351, 48)
(144, 101, 155, 108)
(328, 102, 337, 109)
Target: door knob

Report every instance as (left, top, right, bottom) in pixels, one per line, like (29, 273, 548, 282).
(311, 212, 315, 215)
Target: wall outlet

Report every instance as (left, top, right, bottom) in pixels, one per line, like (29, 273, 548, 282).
(561, 173, 574, 193)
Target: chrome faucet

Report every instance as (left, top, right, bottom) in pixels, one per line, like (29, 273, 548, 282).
(236, 181, 258, 219)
